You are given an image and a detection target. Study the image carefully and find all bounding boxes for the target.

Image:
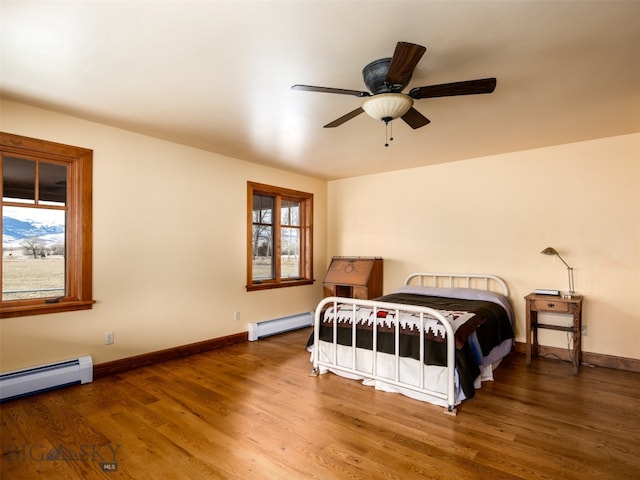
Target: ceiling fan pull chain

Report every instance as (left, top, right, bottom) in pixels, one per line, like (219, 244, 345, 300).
(384, 120, 394, 147)
(384, 121, 388, 147)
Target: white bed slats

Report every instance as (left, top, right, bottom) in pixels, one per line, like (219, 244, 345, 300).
(404, 272, 509, 296)
(313, 296, 457, 412)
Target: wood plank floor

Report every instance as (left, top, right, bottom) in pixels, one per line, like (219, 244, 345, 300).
(2, 327, 639, 479)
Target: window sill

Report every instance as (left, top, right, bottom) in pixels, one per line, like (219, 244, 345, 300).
(246, 279, 314, 292)
(0, 300, 96, 319)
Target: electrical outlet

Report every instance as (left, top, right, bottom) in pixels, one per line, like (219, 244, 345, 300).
(581, 325, 587, 336)
(105, 331, 114, 345)
(234, 311, 240, 321)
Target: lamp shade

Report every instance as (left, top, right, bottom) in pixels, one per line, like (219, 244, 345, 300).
(362, 93, 413, 122)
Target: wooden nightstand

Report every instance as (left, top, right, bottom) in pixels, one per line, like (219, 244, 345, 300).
(525, 293, 584, 374)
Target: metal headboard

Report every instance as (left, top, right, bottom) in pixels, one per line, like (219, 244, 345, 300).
(403, 272, 509, 297)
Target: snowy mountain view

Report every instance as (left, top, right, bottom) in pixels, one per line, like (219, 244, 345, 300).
(3, 213, 66, 299)
(3, 216, 65, 250)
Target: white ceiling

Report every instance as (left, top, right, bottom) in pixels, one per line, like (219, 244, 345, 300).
(1, 1, 639, 180)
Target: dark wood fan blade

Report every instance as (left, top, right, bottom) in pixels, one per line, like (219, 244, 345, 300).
(385, 42, 426, 89)
(401, 108, 430, 129)
(292, 85, 370, 97)
(324, 107, 365, 128)
(409, 78, 497, 99)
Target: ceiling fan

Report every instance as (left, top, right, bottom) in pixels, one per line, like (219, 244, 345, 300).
(292, 41, 496, 138)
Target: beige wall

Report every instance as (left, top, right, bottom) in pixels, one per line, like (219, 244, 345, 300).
(327, 133, 640, 360)
(2, 98, 638, 372)
(0, 100, 327, 372)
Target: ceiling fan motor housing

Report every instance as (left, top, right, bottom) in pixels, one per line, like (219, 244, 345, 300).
(363, 58, 406, 94)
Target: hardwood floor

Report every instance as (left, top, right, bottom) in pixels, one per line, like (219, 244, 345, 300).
(2, 327, 639, 479)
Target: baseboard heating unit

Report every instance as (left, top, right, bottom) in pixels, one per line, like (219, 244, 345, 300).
(0, 356, 93, 402)
(248, 312, 313, 341)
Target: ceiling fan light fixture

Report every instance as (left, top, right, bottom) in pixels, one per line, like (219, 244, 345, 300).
(362, 93, 413, 123)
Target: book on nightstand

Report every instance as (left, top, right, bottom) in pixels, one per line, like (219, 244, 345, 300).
(533, 288, 560, 296)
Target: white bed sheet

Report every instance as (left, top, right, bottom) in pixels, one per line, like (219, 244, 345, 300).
(310, 341, 508, 407)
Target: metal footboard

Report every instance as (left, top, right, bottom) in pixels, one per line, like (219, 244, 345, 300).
(312, 296, 457, 415)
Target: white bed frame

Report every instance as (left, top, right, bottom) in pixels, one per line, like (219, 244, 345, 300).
(404, 272, 509, 296)
(311, 272, 509, 415)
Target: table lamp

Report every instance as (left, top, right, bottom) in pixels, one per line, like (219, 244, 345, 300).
(541, 247, 574, 298)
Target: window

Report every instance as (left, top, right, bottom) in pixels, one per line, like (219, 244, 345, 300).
(1, 132, 94, 318)
(247, 182, 313, 290)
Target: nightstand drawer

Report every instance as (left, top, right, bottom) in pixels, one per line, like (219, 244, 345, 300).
(532, 299, 569, 313)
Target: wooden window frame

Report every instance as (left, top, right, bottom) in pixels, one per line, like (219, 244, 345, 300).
(246, 182, 313, 291)
(1, 132, 94, 318)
